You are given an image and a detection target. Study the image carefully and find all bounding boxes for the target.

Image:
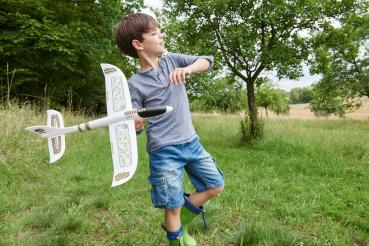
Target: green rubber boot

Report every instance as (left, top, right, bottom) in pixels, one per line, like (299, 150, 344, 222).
(180, 206, 197, 246)
(169, 237, 184, 246)
(162, 224, 184, 246)
(180, 193, 206, 246)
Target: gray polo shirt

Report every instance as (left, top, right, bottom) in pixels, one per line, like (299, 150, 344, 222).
(127, 53, 214, 153)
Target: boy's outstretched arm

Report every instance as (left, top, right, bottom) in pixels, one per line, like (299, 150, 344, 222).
(169, 58, 211, 85)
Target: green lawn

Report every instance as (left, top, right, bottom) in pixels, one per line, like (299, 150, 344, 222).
(1, 106, 368, 245)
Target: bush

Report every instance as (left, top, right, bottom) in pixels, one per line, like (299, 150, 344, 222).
(240, 113, 264, 142)
(189, 99, 212, 112)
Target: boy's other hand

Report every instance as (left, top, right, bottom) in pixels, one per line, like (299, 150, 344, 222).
(169, 67, 192, 85)
(134, 118, 144, 133)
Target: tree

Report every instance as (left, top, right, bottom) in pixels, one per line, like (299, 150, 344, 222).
(289, 87, 314, 104)
(162, 0, 367, 139)
(309, 72, 365, 117)
(256, 81, 289, 117)
(309, 76, 362, 117)
(189, 74, 246, 113)
(0, 0, 142, 110)
(309, 6, 369, 116)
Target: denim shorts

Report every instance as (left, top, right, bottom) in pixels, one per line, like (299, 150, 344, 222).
(148, 136, 224, 209)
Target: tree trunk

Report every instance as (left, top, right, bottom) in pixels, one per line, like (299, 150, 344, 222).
(246, 79, 258, 138)
(264, 106, 268, 118)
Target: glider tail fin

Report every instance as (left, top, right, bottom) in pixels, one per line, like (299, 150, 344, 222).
(46, 110, 66, 163)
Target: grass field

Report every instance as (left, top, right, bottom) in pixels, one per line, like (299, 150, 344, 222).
(1, 104, 369, 245)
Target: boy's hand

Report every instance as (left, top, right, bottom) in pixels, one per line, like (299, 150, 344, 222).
(169, 67, 192, 85)
(134, 119, 144, 133)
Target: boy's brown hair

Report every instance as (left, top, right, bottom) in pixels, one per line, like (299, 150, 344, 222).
(116, 13, 158, 58)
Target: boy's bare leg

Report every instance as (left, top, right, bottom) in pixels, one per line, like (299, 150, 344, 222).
(164, 208, 181, 231)
(164, 187, 223, 231)
(188, 186, 224, 207)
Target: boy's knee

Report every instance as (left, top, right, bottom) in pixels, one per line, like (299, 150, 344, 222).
(165, 207, 181, 216)
(207, 186, 224, 197)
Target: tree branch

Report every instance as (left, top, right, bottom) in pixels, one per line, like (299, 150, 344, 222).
(216, 29, 248, 72)
(252, 63, 264, 81)
(213, 25, 248, 82)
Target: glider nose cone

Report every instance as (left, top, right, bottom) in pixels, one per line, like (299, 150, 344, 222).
(136, 106, 174, 118)
(166, 106, 173, 113)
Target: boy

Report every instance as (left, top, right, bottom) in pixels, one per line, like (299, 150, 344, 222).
(115, 13, 224, 245)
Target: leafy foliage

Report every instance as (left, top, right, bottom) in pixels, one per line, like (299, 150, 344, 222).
(189, 74, 246, 113)
(0, 0, 142, 110)
(240, 113, 264, 143)
(289, 87, 314, 104)
(309, 3, 369, 116)
(309, 75, 363, 117)
(162, 0, 367, 139)
(256, 80, 289, 117)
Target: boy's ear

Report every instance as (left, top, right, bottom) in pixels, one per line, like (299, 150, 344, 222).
(132, 39, 144, 51)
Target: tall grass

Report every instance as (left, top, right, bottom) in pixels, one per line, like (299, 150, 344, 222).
(1, 105, 368, 245)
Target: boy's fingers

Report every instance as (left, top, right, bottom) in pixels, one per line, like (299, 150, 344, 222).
(135, 119, 144, 132)
(173, 71, 178, 84)
(179, 70, 183, 83)
(174, 69, 180, 84)
(173, 70, 178, 84)
(170, 68, 189, 85)
(181, 70, 186, 83)
(135, 119, 143, 125)
(176, 70, 182, 84)
(174, 70, 179, 85)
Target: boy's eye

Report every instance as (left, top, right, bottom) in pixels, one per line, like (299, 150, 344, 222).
(152, 29, 162, 35)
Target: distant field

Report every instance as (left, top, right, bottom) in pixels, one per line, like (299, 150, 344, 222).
(259, 98, 369, 120)
(1, 104, 368, 245)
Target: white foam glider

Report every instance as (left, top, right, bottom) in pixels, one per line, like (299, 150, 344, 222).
(25, 64, 173, 187)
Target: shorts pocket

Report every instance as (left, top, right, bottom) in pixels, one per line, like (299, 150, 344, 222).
(148, 174, 169, 207)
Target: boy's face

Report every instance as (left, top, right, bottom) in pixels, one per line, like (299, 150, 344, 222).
(135, 28, 165, 57)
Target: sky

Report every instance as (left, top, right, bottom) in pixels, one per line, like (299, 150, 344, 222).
(143, 0, 321, 91)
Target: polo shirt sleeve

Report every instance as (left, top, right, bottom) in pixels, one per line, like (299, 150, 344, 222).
(169, 53, 214, 70)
